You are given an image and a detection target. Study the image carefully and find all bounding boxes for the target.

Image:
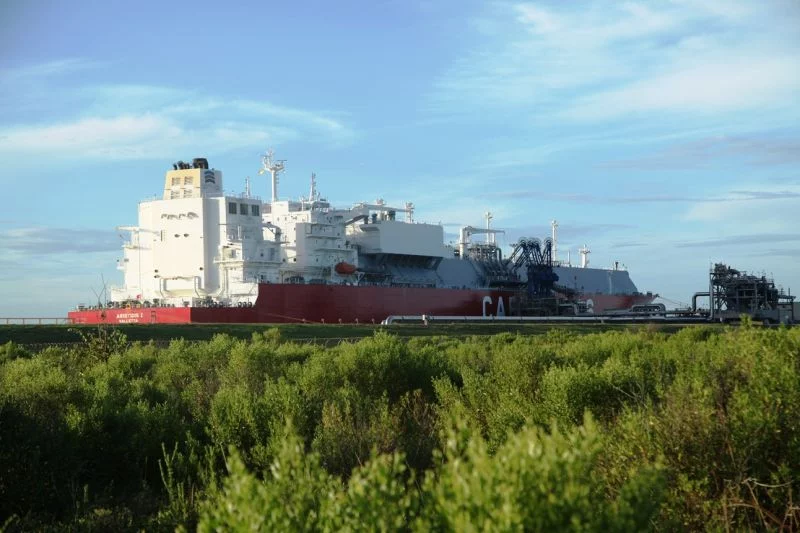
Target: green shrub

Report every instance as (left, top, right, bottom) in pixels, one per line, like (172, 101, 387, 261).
(417, 414, 664, 532)
(0, 341, 30, 364)
(0, 355, 81, 518)
(4, 325, 800, 530)
(312, 389, 399, 477)
(199, 428, 337, 532)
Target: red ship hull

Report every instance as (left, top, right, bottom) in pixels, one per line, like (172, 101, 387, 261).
(68, 284, 655, 324)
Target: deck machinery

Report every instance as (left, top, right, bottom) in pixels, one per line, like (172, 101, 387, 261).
(707, 263, 795, 324)
(474, 237, 582, 316)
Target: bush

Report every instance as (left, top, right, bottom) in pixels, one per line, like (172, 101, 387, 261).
(417, 414, 664, 532)
(3, 325, 799, 530)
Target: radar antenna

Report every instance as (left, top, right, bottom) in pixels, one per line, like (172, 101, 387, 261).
(257, 149, 286, 203)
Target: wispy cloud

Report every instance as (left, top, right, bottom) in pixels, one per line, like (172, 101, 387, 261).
(611, 241, 648, 249)
(0, 114, 287, 160)
(563, 55, 799, 120)
(431, 1, 800, 120)
(0, 67, 356, 163)
(749, 248, 800, 259)
(682, 184, 800, 231)
(486, 188, 800, 205)
(0, 115, 181, 159)
(676, 233, 800, 248)
(0, 58, 104, 83)
(0, 227, 120, 255)
(600, 134, 800, 169)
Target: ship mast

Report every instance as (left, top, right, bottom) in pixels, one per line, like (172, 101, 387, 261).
(580, 244, 591, 268)
(485, 211, 494, 244)
(405, 202, 414, 223)
(551, 219, 558, 263)
(259, 149, 286, 203)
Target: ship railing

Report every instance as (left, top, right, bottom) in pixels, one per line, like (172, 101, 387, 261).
(230, 192, 262, 200)
(1, 317, 72, 325)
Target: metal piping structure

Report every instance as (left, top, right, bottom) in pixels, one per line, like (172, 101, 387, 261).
(692, 291, 710, 313)
(381, 314, 708, 325)
(708, 263, 794, 323)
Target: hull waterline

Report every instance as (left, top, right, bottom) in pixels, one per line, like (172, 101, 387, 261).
(68, 284, 655, 324)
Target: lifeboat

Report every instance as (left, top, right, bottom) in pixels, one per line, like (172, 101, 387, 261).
(334, 261, 357, 275)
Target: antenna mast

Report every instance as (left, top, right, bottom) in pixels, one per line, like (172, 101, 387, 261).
(485, 211, 494, 244)
(551, 219, 558, 263)
(258, 149, 286, 203)
(579, 244, 591, 268)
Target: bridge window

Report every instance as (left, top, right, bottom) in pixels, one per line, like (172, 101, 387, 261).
(240, 203, 248, 215)
(251, 204, 260, 216)
(228, 202, 237, 214)
(171, 177, 180, 186)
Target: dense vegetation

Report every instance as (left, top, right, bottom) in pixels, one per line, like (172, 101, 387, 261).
(1, 322, 798, 531)
(0, 322, 660, 346)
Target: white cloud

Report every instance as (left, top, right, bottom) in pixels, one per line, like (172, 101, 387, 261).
(516, 2, 678, 43)
(515, 5, 562, 34)
(0, 58, 103, 83)
(600, 134, 800, 169)
(564, 55, 800, 120)
(0, 114, 306, 160)
(0, 115, 179, 158)
(0, 79, 356, 162)
(683, 184, 800, 233)
(0, 226, 120, 255)
(432, 1, 800, 120)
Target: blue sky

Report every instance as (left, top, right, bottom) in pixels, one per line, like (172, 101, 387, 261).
(1, 0, 799, 316)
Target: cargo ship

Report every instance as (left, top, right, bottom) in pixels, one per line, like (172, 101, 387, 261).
(68, 153, 655, 324)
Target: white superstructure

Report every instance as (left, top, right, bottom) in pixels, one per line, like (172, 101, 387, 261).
(111, 155, 446, 307)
